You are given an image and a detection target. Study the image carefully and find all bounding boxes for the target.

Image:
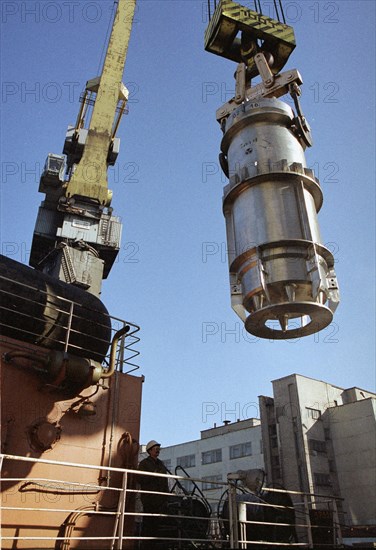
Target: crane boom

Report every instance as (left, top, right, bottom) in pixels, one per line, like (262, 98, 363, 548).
(65, 0, 136, 205)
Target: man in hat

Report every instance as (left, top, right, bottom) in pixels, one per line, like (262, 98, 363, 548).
(138, 440, 169, 548)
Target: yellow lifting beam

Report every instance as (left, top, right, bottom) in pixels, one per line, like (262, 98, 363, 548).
(65, 0, 136, 206)
(205, 0, 295, 75)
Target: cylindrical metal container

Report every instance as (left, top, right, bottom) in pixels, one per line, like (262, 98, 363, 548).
(221, 98, 339, 339)
(0, 254, 111, 361)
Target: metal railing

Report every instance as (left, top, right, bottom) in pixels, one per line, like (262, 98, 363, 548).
(0, 267, 140, 375)
(226, 483, 343, 548)
(1, 454, 343, 549)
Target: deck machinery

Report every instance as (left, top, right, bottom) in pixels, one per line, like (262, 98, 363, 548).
(205, 0, 340, 339)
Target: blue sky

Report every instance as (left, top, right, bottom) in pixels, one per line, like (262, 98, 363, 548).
(1, 0, 375, 447)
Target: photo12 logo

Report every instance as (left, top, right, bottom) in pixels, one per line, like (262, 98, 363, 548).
(202, 401, 260, 423)
(201, 320, 339, 344)
(2, 2, 107, 24)
(2, 81, 80, 104)
(200, 1, 340, 25)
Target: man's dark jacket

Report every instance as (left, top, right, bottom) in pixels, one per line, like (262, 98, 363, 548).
(138, 456, 169, 511)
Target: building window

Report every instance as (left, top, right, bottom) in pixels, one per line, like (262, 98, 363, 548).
(314, 473, 331, 486)
(202, 449, 222, 465)
(176, 454, 195, 468)
(306, 407, 321, 420)
(163, 459, 172, 471)
(202, 475, 222, 491)
(328, 460, 336, 472)
(229, 442, 252, 460)
(308, 439, 327, 454)
(324, 428, 331, 440)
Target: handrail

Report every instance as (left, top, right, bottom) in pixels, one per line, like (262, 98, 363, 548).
(1, 454, 343, 549)
(1, 292, 141, 377)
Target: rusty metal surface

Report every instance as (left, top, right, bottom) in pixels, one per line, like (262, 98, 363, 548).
(1, 336, 142, 549)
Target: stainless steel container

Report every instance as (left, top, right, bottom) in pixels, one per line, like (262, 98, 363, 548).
(221, 98, 339, 339)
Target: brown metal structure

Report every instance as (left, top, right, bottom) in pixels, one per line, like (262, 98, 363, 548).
(1, 335, 143, 549)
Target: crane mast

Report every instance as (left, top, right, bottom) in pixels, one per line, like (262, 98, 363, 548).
(205, 0, 340, 339)
(29, 0, 136, 297)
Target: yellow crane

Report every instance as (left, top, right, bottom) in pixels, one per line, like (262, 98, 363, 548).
(29, 0, 137, 296)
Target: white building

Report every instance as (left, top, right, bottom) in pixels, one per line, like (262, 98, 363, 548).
(155, 418, 263, 505)
(140, 373, 375, 545)
(259, 373, 376, 532)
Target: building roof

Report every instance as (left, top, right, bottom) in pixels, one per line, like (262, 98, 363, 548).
(200, 418, 260, 439)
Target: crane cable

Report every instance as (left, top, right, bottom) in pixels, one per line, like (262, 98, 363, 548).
(96, 0, 118, 76)
(274, 0, 286, 25)
(76, 1, 118, 128)
(254, 0, 263, 15)
(277, 0, 287, 24)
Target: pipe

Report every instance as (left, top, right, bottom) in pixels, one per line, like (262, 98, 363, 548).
(101, 325, 130, 379)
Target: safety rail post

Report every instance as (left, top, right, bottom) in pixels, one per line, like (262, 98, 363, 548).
(64, 300, 75, 353)
(116, 471, 128, 549)
(118, 325, 126, 370)
(303, 494, 313, 548)
(228, 481, 239, 548)
(238, 500, 247, 549)
(331, 498, 342, 547)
